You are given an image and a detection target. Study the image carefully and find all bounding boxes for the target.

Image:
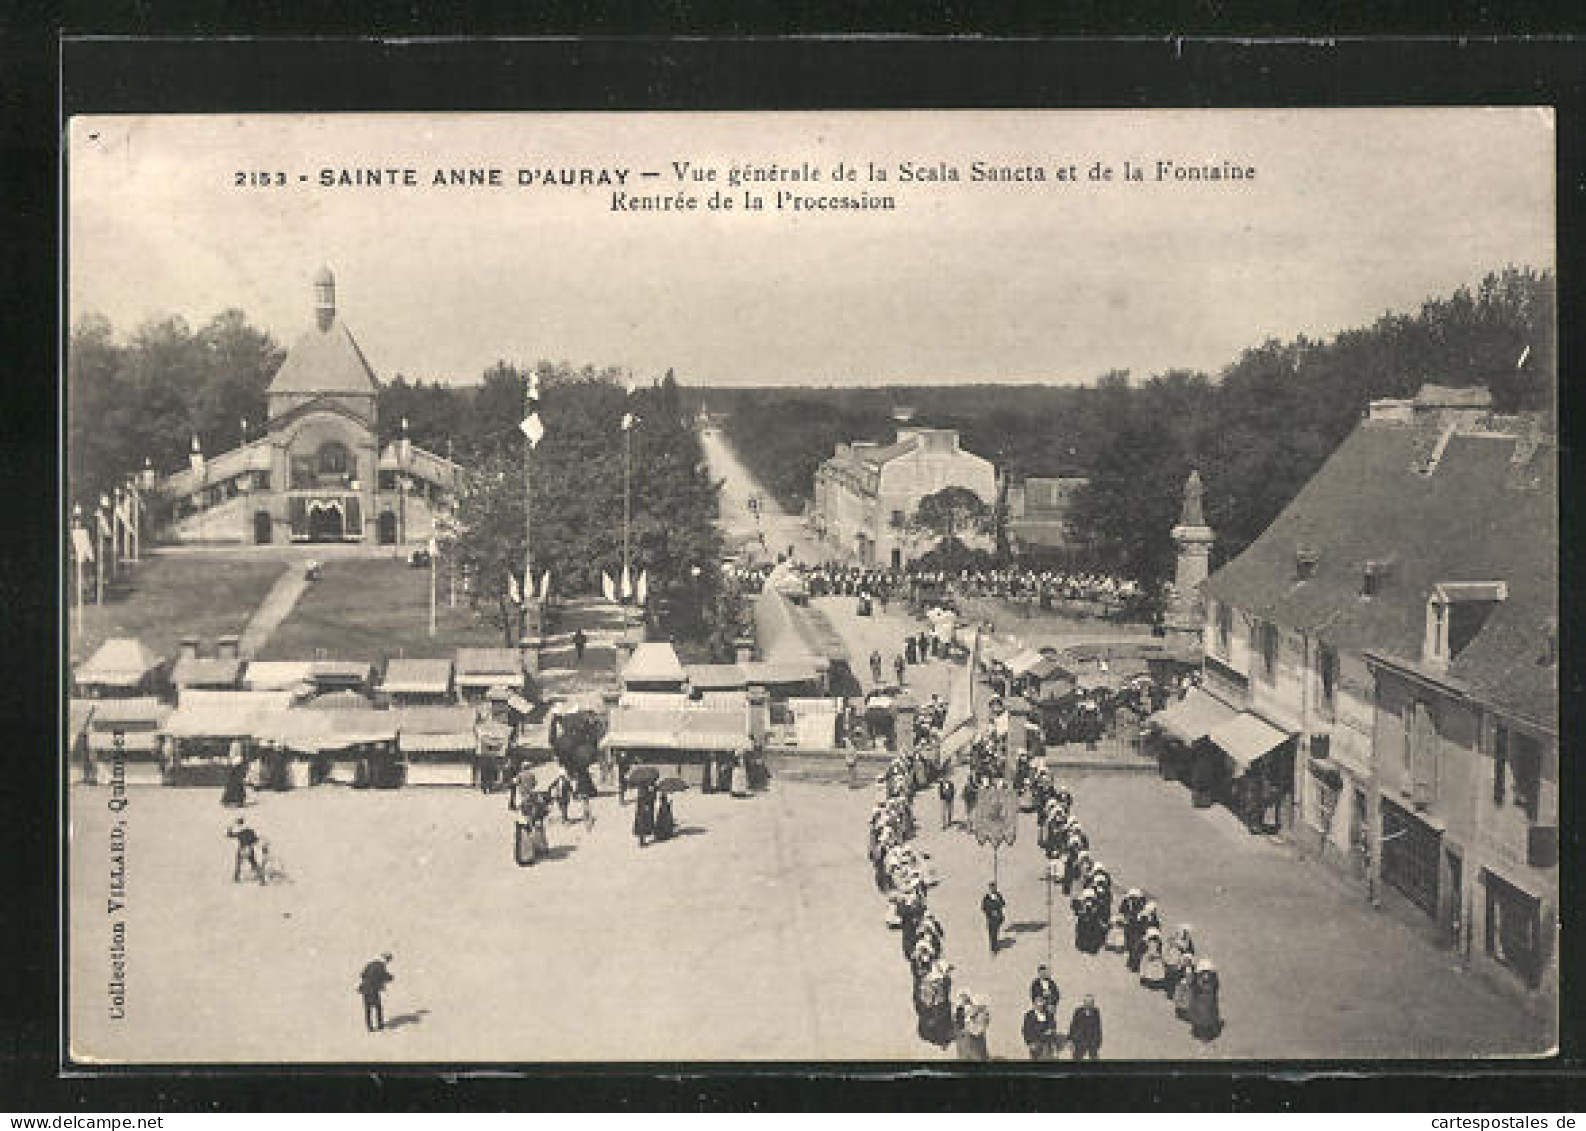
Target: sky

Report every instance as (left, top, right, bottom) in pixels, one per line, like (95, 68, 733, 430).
(68, 110, 1555, 388)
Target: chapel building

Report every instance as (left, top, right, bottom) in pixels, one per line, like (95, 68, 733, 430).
(156, 268, 459, 545)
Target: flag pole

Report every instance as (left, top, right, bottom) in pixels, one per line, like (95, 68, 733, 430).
(623, 417, 632, 614)
(429, 541, 437, 638)
(523, 376, 534, 641)
(72, 503, 84, 637)
(95, 498, 106, 606)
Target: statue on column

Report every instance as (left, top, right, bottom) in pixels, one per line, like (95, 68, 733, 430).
(1180, 469, 1205, 528)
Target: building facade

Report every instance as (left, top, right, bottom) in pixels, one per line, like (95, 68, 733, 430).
(156, 268, 459, 545)
(1195, 384, 1556, 1005)
(1007, 476, 1087, 552)
(812, 427, 996, 566)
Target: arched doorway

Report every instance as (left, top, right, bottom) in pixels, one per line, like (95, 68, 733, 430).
(253, 510, 273, 545)
(378, 510, 398, 545)
(308, 502, 345, 542)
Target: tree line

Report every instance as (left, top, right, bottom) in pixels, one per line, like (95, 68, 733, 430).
(68, 314, 734, 648)
(712, 267, 1555, 592)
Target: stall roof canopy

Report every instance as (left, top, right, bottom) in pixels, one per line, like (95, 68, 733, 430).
(304, 689, 374, 710)
(164, 704, 282, 739)
(602, 708, 686, 749)
(679, 711, 750, 751)
(381, 659, 453, 695)
(242, 661, 316, 690)
(1208, 712, 1293, 771)
(263, 708, 397, 752)
(76, 638, 163, 687)
(179, 689, 298, 712)
(513, 721, 553, 750)
(1007, 649, 1047, 676)
(172, 656, 243, 688)
(312, 660, 373, 684)
(80, 697, 170, 729)
(1150, 688, 1238, 745)
(620, 690, 691, 710)
(455, 648, 523, 684)
(739, 658, 823, 686)
(622, 643, 687, 687)
(394, 706, 477, 734)
(686, 663, 748, 691)
(1027, 657, 1071, 682)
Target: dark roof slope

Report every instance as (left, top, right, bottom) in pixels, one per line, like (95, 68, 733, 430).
(267, 320, 379, 397)
(1206, 421, 1556, 729)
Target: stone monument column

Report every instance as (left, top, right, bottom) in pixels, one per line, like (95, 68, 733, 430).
(1168, 470, 1215, 633)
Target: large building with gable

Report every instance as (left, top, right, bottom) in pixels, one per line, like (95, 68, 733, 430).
(1167, 384, 1557, 1005)
(812, 424, 997, 567)
(157, 268, 459, 545)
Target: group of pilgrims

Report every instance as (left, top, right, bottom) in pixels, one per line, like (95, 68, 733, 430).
(867, 743, 992, 1059)
(863, 707, 1224, 1057)
(1022, 755, 1225, 1042)
(729, 561, 1142, 615)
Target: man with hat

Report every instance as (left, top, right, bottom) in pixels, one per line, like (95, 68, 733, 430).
(980, 881, 1007, 956)
(358, 952, 394, 1032)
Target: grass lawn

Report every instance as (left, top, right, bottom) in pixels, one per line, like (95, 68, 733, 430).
(256, 557, 504, 662)
(66, 554, 287, 667)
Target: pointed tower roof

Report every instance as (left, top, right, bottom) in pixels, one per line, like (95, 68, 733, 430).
(267, 268, 380, 397)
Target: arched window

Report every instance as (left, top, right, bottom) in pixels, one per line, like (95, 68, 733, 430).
(318, 441, 352, 477)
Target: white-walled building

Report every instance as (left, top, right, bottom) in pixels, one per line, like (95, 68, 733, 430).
(812, 427, 996, 566)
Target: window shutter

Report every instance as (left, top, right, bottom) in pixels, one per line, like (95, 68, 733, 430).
(1410, 702, 1437, 806)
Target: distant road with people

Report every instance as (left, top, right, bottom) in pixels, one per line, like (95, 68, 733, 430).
(699, 427, 828, 564)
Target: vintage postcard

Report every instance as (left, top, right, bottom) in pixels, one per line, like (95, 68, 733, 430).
(64, 109, 1557, 1064)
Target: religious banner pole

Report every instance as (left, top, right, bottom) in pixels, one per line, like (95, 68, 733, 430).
(71, 503, 84, 636)
(523, 389, 534, 641)
(95, 497, 107, 606)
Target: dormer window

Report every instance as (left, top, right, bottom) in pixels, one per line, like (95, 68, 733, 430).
(1295, 545, 1319, 581)
(1424, 581, 1507, 668)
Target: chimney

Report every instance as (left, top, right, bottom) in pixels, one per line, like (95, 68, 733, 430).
(314, 265, 336, 332)
(216, 634, 240, 660)
(179, 636, 200, 661)
(1361, 560, 1391, 598)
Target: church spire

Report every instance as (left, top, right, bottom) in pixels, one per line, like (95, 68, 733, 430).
(314, 265, 336, 331)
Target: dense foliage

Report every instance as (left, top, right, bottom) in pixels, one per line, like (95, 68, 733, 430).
(710, 268, 1555, 591)
(448, 366, 727, 646)
(69, 314, 727, 646)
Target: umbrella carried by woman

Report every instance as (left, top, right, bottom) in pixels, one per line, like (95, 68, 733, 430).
(654, 778, 687, 842)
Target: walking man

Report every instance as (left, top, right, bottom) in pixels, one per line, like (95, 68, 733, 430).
(358, 953, 394, 1032)
(573, 628, 587, 665)
(938, 774, 956, 829)
(226, 817, 264, 884)
(894, 653, 907, 686)
(1022, 1000, 1058, 1060)
(981, 881, 1007, 956)
(1030, 964, 1060, 1014)
(1068, 994, 1104, 1060)
(869, 650, 883, 686)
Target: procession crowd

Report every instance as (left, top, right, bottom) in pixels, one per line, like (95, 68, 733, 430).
(864, 699, 1225, 1060)
(729, 561, 1143, 613)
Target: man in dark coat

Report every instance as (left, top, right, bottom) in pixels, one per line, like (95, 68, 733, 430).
(573, 628, 587, 665)
(227, 817, 263, 884)
(937, 775, 956, 829)
(980, 882, 1007, 955)
(1021, 1001, 1057, 1059)
(1030, 964, 1060, 1013)
(633, 783, 657, 847)
(358, 953, 394, 1032)
(1068, 994, 1103, 1059)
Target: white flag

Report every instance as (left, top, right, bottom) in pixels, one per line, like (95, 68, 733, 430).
(635, 569, 648, 606)
(1517, 344, 1531, 369)
(539, 570, 551, 602)
(621, 566, 633, 600)
(96, 509, 111, 539)
(519, 412, 545, 448)
(527, 372, 542, 404)
(601, 571, 616, 602)
(621, 412, 635, 431)
(508, 571, 521, 605)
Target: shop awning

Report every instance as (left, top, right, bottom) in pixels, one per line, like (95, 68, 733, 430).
(686, 663, 748, 691)
(678, 711, 750, 752)
(601, 708, 685, 749)
(1150, 687, 1237, 745)
(83, 697, 170, 729)
(393, 706, 475, 753)
(1026, 657, 1070, 682)
(164, 704, 283, 739)
(88, 730, 162, 754)
(380, 659, 454, 696)
(1007, 649, 1047, 676)
(172, 656, 244, 689)
(513, 721, 553, 751)
(739, 659, 822, 686)
(242, 661, 316, 691)
(455, 648, 524, 687)
(1207, 712, 1292, 772)
(75, 637, 163, 688)
(263, 709, 397, 753)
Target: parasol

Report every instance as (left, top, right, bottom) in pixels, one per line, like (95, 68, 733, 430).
(627, 765, 660, 787)
(658, 777, 690, 793)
